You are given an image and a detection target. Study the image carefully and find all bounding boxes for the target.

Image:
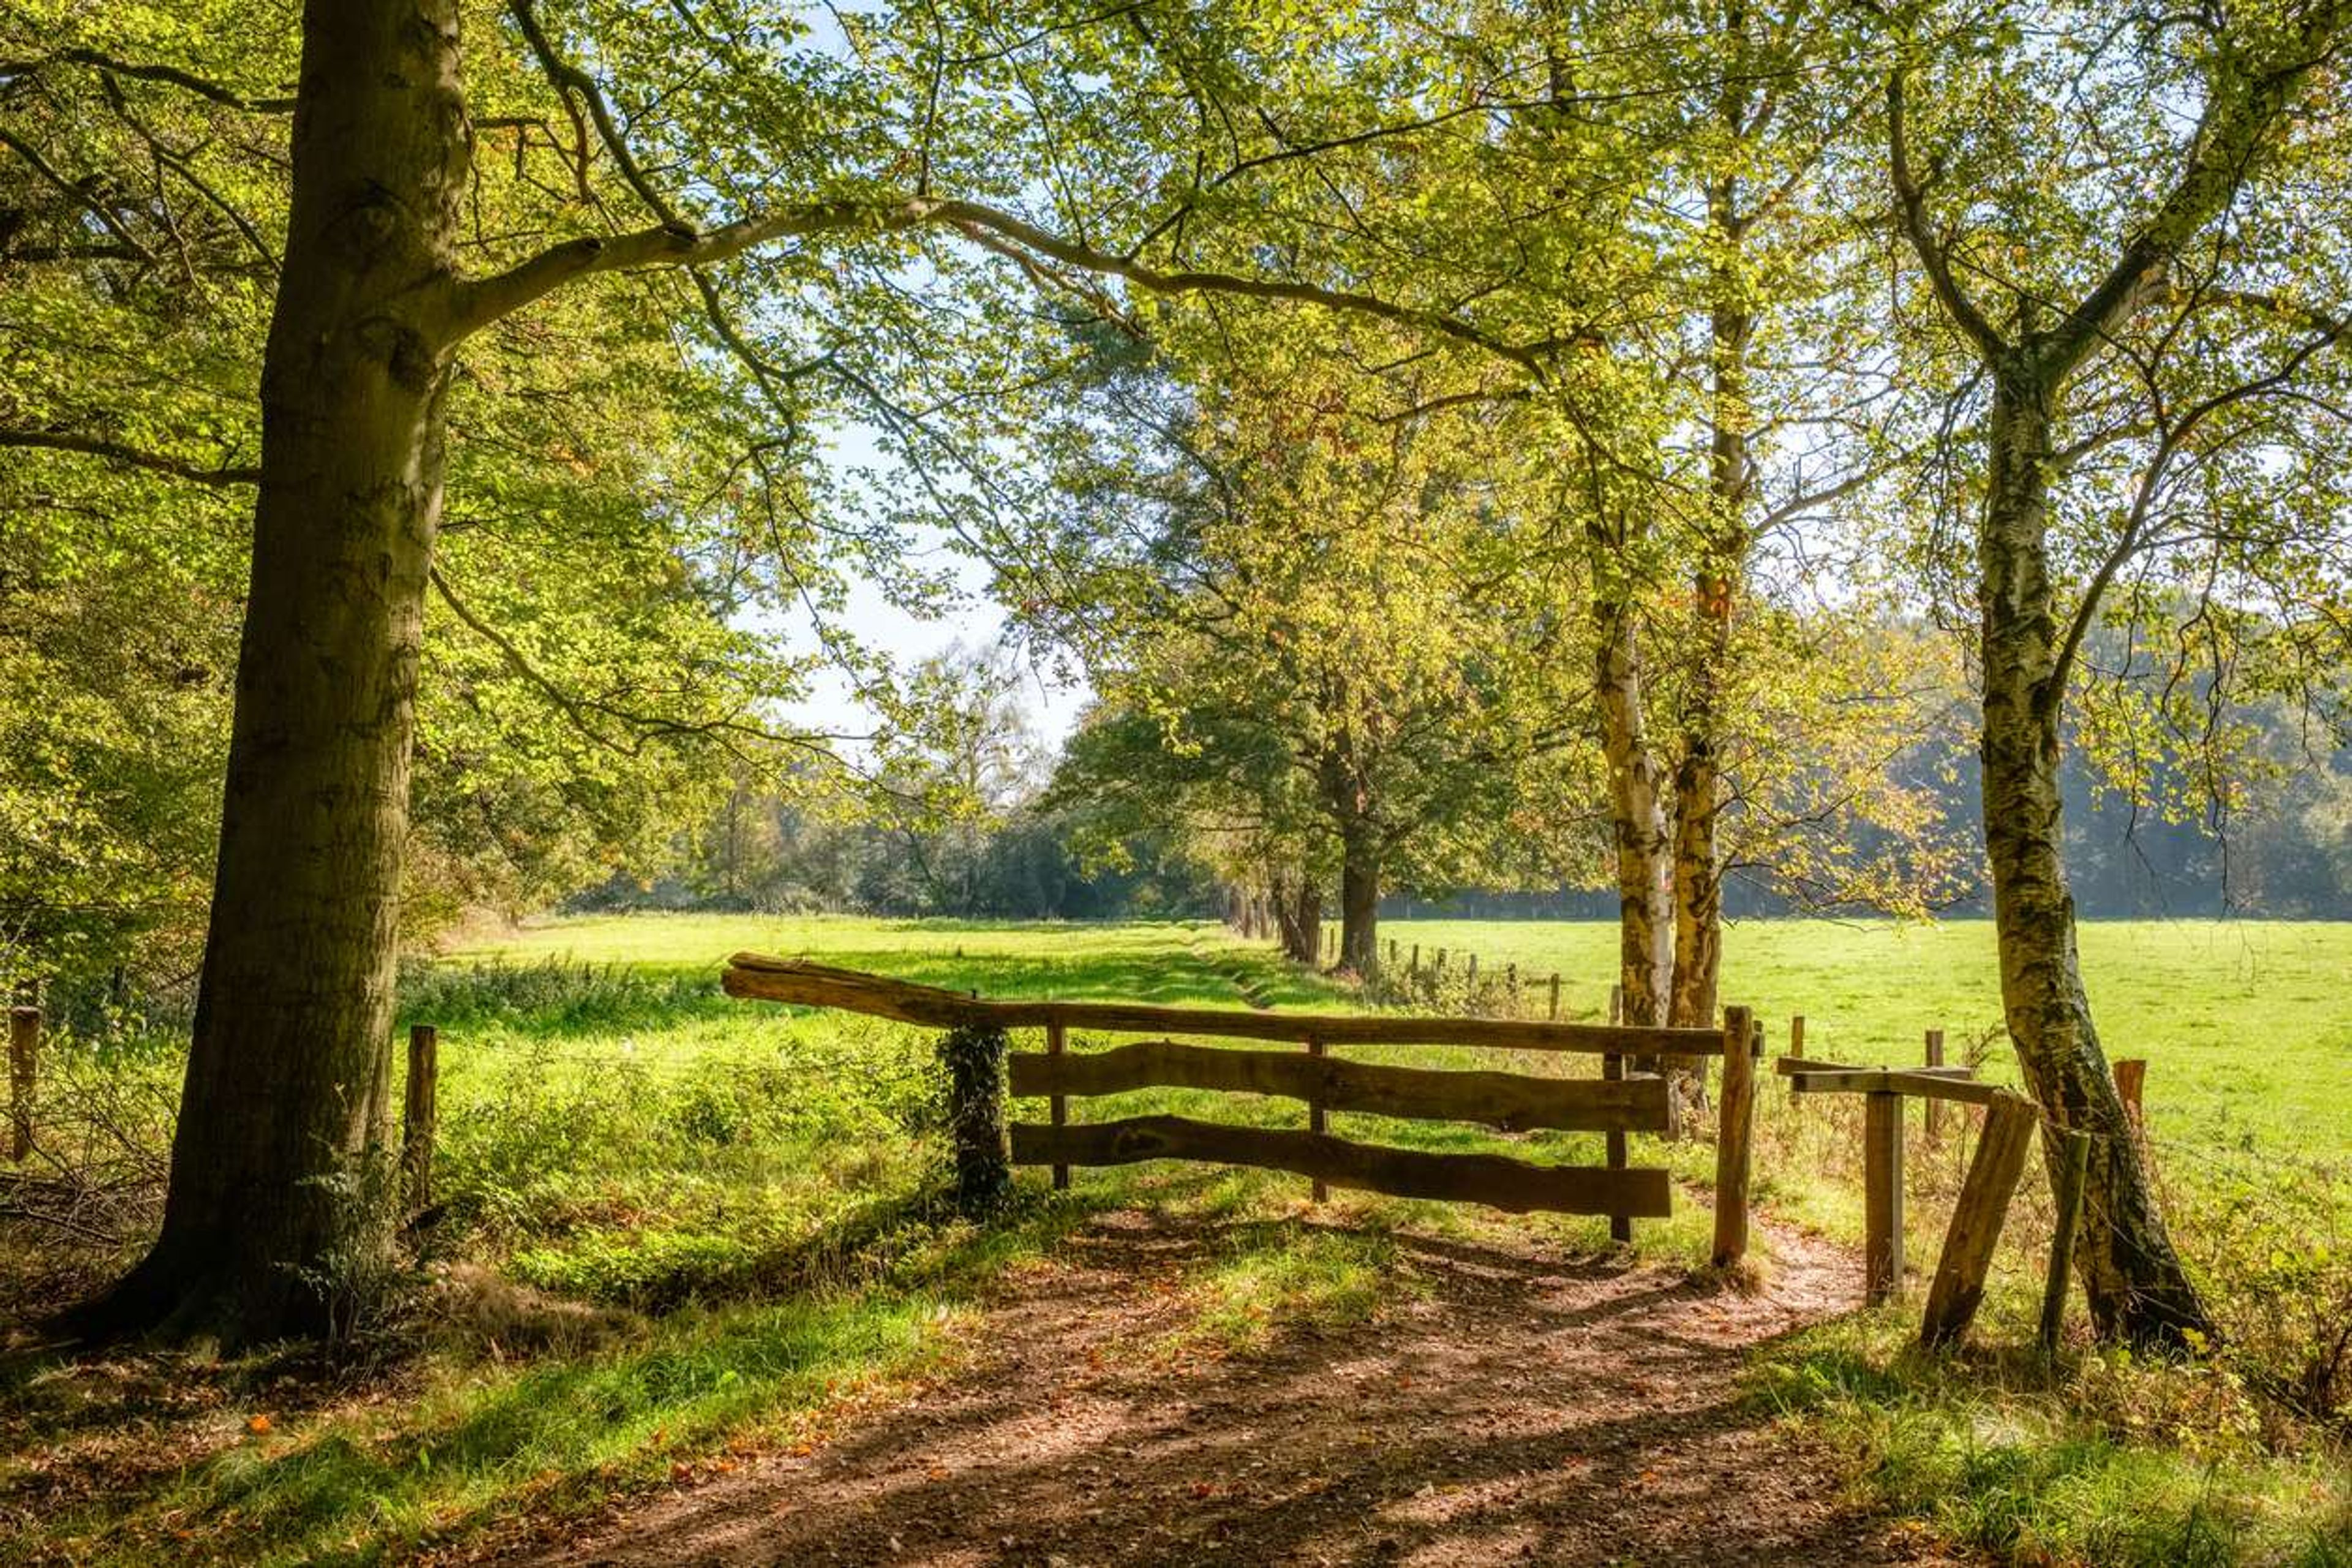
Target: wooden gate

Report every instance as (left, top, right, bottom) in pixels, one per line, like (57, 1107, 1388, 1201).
(724, 956, 1760, 1262)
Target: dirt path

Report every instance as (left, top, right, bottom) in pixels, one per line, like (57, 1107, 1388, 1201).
(498, 1203, 1952, 1567)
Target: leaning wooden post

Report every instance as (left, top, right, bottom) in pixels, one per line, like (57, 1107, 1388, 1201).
(1306, 1036, 1329, 1203)
(943, 1020, 1011, 1213)
(1547, 972, 1561, 1020)
(2038, 1125, 2092, 1354)
(1787, 1015, 1806, 1114)
(1711, 1005, 1757, 1268)
(1920, 1093, 2038, 1348)
(1047, 1018, 1069, 1191)
(1922, 1029, 1945, 1145)
(1408, 943, 1420, 982)
(401, 1023, 437, 1212)
(8, 1006, 39, 1163)
(2113, 1058, 2146, 1134)
(1603, 1049, 1632, 1244)
(1608, 984, 1624, 1026)
(1864, 1088, 1905, 1303)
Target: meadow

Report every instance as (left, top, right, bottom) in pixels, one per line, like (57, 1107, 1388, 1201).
(2, 913, 2346, 1566)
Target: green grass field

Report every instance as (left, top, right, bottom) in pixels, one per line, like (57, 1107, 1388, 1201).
(1380, 918, 2352, 1161)
(6, 913, 2345, 1566)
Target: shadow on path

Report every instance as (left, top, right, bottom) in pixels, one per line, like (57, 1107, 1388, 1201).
(502, 1208, 1949, 1567)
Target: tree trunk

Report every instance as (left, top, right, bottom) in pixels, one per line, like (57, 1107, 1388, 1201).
(1978, 362, 2210, 1348)
(1336, 825, 1379, 976)
(1270, 869, 1322, 966)
(1592, 585, 1703, 1131)
(1669, 281, 1749, 1037)
(66, 0, 469, 1346)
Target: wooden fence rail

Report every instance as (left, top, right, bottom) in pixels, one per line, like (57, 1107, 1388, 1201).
(727, 955, 1752, 1243)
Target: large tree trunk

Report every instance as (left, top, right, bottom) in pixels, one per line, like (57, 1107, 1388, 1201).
(1978, 363, 2209, 1348)
(67, 0, 467, 1346)
(1336, 823, 1380, 976)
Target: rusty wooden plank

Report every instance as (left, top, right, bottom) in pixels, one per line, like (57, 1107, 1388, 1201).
(1010, 1116, 1673, 1218)
(1009, 1041, 1670, 1133)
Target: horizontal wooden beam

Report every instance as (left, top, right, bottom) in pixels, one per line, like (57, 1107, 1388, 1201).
(1009, 1039, 1669, 1133)
(1010, 1115, 1673, 1217)
(1776, 1055, 1974, 1079)
(726, 955, 1728, 1055)
(1789, 1069, 2013, 1107)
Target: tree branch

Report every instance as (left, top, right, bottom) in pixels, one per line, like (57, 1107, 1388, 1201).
(1886, 69, 2003, 357)
(0, 429, 258, 486)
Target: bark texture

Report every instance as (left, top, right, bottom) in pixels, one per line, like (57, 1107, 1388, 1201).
(1977, 364, 2206, 1344)
(68, 0, 470, 1344)
(1336, 824, 1381, 977)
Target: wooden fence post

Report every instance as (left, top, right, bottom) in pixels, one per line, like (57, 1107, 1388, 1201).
(1920, 1093, 2038, 1347)
(1603, 1050, 1631, 1243)
(1712, 1005, 1757, 1268)
(1864, 1089, 1905, 1303)
(1608, 984, 1623, 1026)
(1466, 952, 1478, 987)
(401, 1023, 437, 1211)
(1306, 1036, 1328, 1202)
(1507, 963, 1518, 1012)
(1047, 1019, 1069, 1191)
(1547, 973, 1561, 1020)
(9, 1006, 38, 1163)
(1408, 944, 1420, 982)
(2039, 1126, 2092, 1354)
(2114, 1058, 2146, 1133)
(1923, 1029, 1945, 1145)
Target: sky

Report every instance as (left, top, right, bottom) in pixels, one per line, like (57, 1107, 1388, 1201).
(772, 554, 1093, 755)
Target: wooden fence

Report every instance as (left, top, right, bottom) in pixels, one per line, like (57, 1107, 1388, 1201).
(725, 956, 1760, 1261)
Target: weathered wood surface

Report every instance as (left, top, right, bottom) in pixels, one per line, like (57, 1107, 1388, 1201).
(1008, 1040, 1671, 1133)
(1864, 1090, 1905, 1304)
(1046, 1018, 1069, 1192)
(1921, 1092, 2038, 1348)
(726, 955, 1728, 1054)
(1712, 1006, 1757, 1268)
(1788, 1068, 2000, 1106)
(1603, 1051, 1631, 1243)
(1010, 1115, 1673, 1218)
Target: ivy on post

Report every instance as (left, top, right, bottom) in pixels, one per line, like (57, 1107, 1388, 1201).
(941, 1022, 1012, 1213)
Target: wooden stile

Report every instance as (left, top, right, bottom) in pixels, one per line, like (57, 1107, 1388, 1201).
(1920, 1093, 2038, 1347)
(1047, 1019, 1069, 1191)
(2040, 1126, 2092, 1354)
(8, 1006, 37, 1163)
(402, 1023, 437, 1212)
(1864, 1090, 1904, 1303)
(1011, 1116, 1673, 1218)
(1011, 1040, 1671, 1133)
(1712, 1006, 1757, 1268)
